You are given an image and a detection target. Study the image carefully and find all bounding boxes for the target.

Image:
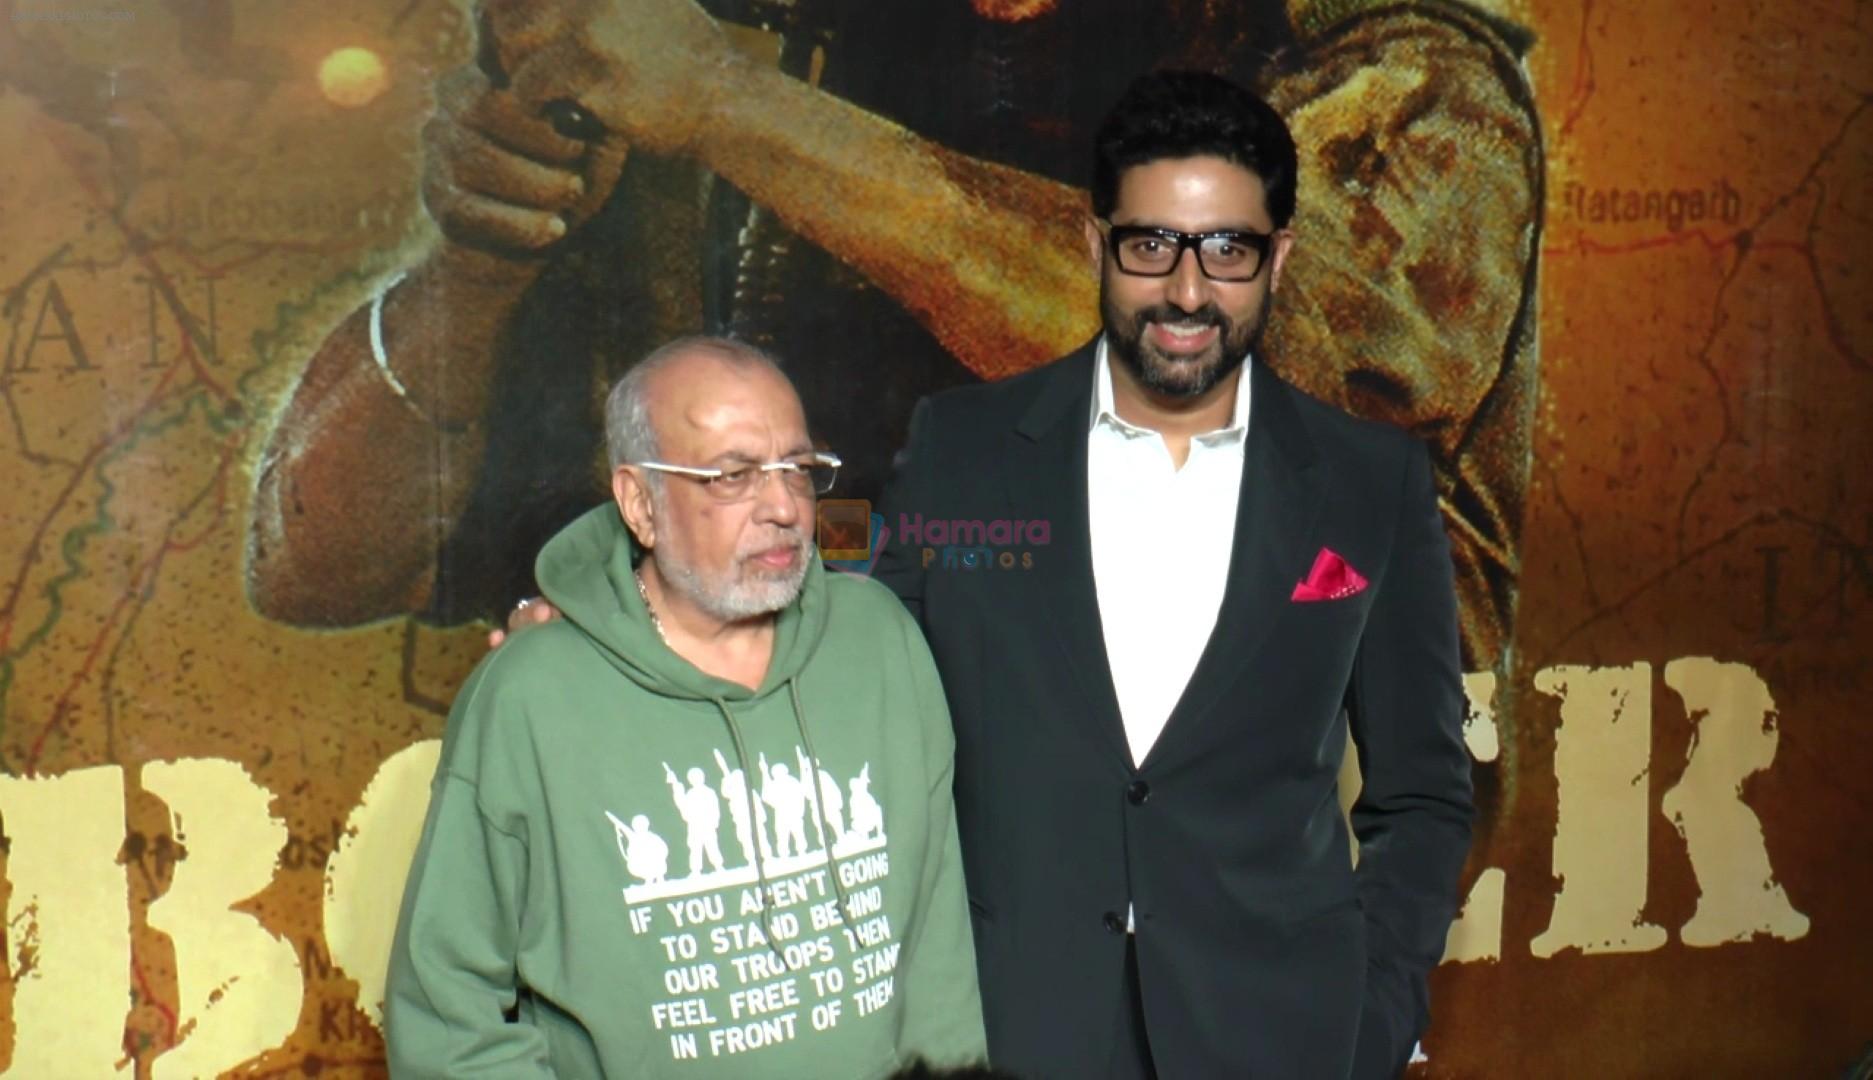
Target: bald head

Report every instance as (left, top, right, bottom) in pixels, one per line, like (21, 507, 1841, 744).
(604, 336, 799, 471)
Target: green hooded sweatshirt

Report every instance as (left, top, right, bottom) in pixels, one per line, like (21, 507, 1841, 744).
(386, 505, 987, 1077)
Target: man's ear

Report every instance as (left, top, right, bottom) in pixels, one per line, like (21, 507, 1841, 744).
(1083, 217, 1107, 275)
(612, 467, 656, 550)
(1266, 228, 1297, 293)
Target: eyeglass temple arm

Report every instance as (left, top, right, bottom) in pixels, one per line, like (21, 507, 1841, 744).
(632, 461, 720, 479)
(634, 455, 840, 476)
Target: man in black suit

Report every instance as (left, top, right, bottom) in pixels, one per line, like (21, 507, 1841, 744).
(871, 71, 1474, 1080)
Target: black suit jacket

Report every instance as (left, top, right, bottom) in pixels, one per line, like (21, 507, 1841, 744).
(872, 343, 1474, 1079)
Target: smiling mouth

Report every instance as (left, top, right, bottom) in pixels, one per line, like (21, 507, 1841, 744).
(1147, 320, 1220, 354)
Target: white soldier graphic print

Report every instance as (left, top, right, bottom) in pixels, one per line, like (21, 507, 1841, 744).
(608, 753, 890, 905)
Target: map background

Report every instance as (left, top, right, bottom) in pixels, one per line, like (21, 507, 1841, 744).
(0, 0, 1867, 1074)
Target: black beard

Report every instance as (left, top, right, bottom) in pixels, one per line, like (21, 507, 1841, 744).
(1101, 287, 1269, 400)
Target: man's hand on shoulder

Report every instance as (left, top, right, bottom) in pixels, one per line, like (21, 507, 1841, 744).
(488, 596, 561, 649)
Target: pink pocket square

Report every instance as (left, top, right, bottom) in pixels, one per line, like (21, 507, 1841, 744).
(1290, 547, 1368, 602)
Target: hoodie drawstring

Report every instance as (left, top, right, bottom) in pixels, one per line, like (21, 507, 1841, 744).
(788, 677, 855, 928)
(708, 679, 855, 972)
(711, 696, 786, 966)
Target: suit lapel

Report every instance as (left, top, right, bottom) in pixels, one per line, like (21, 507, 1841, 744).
(1143, 360, 1325, 769)
(1000, 344, 1132, 766)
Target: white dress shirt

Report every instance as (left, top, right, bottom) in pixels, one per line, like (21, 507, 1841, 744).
(1087, 338, 1251, 767)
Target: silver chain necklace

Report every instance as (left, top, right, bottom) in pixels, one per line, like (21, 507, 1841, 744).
(634, 569, 670, 645)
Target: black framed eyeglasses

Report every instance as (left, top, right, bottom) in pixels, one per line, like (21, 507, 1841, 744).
(630, 452, 841, 501)
(1101, 222, 1277, 282)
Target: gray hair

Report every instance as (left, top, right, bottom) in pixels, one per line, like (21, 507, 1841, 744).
(604, 335, 788, 471)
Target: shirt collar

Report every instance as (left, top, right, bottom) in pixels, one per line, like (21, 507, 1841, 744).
(1090, 335, 1252, 444)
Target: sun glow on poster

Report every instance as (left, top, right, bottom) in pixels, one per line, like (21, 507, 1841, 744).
(318, 46, 389, 108)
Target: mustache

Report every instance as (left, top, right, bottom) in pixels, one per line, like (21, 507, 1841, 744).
(736, 527, 810, 559)
(1131, 302, 1229, 330)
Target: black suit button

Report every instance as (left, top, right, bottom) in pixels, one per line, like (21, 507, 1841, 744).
(1126, 780, 1151, 805)
(1102, 911, 1126, 934)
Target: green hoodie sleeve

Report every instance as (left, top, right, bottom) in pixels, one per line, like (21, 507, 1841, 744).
(892, 614, 990, 1067)
(385, 666, 554, 1077)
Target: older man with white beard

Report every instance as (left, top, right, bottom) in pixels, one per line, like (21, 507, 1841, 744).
(386, 337, 986, 1078)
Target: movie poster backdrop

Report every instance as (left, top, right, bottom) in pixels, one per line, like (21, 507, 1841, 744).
(0, 0, 1866, 1074)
